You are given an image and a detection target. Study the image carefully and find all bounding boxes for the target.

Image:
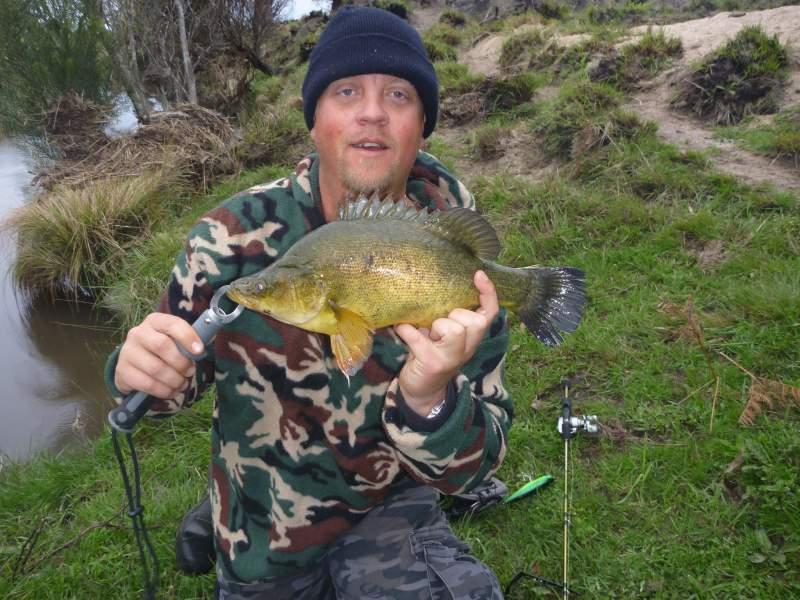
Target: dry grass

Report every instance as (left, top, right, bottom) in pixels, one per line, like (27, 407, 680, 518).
(38, 102, 239, 191)
(4, 166, 189, 298)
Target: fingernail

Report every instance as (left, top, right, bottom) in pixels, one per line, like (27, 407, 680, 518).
(191, 342, 203, 354)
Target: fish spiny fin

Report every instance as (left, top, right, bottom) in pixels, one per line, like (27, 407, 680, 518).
(424, 208, 501, 260)
(340, 196, 425, 222)
(329, 303, 375, 376)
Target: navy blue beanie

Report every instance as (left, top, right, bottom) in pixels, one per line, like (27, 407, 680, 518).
(302, 7, 439, 138)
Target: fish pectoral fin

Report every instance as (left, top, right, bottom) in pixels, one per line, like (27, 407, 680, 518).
(330, 307, 374, 376)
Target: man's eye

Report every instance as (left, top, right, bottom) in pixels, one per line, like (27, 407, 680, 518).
(337, 87, 356, 97)
(389, 89, 409, 100)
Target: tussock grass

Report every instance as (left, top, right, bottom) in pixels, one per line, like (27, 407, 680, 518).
(468, 124, 510, 161)
(531, 77, 633, 159)
(436, 62, 485, 97)
(4, 167, 189, 299)
(673, 25, 789, 125)
(590, 29, 683, 90)
(439, 8, 467, 27)
(499, 28, 549, 72)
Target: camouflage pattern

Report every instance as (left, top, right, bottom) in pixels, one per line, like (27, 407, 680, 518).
(105, 151, 513, 586)
(216, 481, 503, 599)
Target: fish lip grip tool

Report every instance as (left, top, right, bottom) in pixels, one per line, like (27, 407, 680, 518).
(107, 285, 244, 433)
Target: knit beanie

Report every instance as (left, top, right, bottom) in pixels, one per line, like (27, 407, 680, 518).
(302, 6, 439, 138)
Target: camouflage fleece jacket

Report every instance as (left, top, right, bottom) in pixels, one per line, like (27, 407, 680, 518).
(105, 151, 513, 584)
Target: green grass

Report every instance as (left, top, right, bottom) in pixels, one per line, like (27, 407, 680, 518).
(2, 4, 800, 598)
(716, 106, 800, 167)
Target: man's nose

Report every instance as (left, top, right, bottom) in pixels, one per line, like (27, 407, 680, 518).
(356, 91, 388, 125)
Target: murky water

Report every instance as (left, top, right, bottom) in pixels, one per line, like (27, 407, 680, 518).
(0, 139, 118, 463)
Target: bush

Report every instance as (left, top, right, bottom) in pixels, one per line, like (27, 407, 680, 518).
(672, 26, 789, 125)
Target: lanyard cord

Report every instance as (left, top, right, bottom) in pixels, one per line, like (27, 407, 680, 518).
(111, 429, 159, 600)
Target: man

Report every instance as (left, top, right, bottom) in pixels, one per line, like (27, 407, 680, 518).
(106, 7, 512, 599)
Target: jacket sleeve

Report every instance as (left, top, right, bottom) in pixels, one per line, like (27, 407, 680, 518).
(102, 214, 233, 416)
(381, 310, 513, 495)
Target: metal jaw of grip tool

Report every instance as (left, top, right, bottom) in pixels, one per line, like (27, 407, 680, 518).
(107, 285, 243, 433)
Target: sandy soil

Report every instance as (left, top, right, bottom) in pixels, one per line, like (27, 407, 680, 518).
(623, 7, 800, 191)
(455, 6, 800, 191)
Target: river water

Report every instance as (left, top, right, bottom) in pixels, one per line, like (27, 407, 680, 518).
(0, 139, 117, 464)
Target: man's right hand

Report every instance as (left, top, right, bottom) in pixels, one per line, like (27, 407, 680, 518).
(114, 313, 204, 399)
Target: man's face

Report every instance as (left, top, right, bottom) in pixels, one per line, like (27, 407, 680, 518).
(310, 73, 425, 201)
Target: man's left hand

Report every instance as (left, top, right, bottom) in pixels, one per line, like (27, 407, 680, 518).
(394, 270, 499, 417)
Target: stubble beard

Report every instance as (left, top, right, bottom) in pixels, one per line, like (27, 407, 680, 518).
(339, 157, 399, 199)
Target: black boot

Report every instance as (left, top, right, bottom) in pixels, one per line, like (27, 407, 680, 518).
(175, 495, 215, 574)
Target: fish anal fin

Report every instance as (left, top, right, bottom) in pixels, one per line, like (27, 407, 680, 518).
(330, 305, 374, 376)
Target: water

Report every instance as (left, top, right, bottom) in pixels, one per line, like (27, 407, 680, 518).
(0, 139, 118, 463)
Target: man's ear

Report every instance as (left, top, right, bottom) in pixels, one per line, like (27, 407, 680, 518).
(310, 126, 317, 146)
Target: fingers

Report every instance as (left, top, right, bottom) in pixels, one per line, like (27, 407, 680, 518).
(474, 270, 499, 322)
(114, 313, 201, 399)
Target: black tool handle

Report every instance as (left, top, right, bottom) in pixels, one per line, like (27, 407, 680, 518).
(107, 302, 236, 433)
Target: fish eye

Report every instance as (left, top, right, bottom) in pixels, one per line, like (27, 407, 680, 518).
(256, 282, 266, 292)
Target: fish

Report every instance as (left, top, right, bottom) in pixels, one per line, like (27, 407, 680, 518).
(227, 196, 585, 376)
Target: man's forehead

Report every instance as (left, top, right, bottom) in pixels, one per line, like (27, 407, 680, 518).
(330, 74, 415, 87)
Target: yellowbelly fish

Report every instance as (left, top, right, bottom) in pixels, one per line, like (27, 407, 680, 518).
(227, 196, 586, 376)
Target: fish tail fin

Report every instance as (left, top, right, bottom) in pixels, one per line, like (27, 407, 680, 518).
(518, 267, 586, 346)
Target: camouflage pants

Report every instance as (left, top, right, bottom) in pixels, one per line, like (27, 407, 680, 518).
(216, 483, 503, 600)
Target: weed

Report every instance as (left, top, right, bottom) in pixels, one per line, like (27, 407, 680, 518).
(673, 25, 789, 125)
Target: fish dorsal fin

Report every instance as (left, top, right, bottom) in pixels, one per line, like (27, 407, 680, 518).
(425, 208, 501, 260)
(339, 194, 426, 222)
(339, 195, 501, 260)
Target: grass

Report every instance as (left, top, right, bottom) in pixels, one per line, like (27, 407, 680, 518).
(2, 3, 800, 599)
(2, 166, 191, 299)
(590, 28, 683, 91)
(716, 106, 800, 167)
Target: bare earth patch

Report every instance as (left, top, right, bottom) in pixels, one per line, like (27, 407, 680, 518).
(623, 7, 800, 191)
(453, 7, 800, 191)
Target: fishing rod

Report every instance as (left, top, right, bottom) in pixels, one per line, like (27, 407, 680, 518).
(107, 285, 243, 599)
(505, 378, 599, 599)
